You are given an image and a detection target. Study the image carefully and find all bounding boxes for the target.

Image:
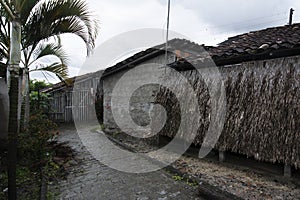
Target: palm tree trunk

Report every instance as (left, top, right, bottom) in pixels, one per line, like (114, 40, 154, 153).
(0, 78, 9, 140)
(20, 71, 29, 130)
(7, 71, 19, 200)
(7, 18, 21, 200)
(23, 72, 30, 129)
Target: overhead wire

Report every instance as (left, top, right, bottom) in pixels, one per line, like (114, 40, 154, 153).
(211, 18, 289, 35)
(197, 11, 292, 44)
(207, 11, 288, 30)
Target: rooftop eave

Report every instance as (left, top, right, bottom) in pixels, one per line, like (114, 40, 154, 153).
(172, 47, 300, 71)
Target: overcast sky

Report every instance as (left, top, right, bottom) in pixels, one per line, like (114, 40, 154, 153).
(30, 0, 300, 82)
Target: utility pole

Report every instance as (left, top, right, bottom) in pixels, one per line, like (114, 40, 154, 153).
(289, 8, 294, 25)
(165, 0, 171, 73)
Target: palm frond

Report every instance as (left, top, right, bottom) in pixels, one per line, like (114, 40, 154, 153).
(0, 0, 14, 20)
(0, 3, 10, 60)
(23, 0, 98, 55)
(32, 42, 69, 66)
(0, 44, 8, 58)
(18, 0, 41, 25)
(1, 0, 98, 84)
(31, 62, 69, 81)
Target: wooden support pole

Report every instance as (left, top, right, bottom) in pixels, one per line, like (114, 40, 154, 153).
(219, 151, 226, 162)
(284, 164, 292, 178)
(289, 8, 294, 25)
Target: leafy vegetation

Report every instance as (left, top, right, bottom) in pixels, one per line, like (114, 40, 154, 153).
(0, 0, 99, 80)
(0, 0, 99, 198)
(29, 80, 52, 114)
(19, 114, 57, 164)
(0, 113, 75, 199)
(172, 175, 184, 181)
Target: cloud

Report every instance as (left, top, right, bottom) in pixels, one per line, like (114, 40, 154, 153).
(87, 0, 300, 46)
(172, 0, 298, 30)
(85, 0, 233, 47)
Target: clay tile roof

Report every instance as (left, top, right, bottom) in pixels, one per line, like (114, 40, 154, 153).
(97, 23, 300, 77)
(210, 23, 300, 59)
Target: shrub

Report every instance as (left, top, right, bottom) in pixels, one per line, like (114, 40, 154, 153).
(19, 113, 57, 167)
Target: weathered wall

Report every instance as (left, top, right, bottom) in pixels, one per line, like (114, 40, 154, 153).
(103, 54, 176, 130)
(48, 72, 103, 123)
(156, 55, 300, 168)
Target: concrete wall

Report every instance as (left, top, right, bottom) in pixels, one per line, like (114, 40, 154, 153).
(103, 54, 176, 130)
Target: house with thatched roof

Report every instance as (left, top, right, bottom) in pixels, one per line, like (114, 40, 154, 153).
(101, 24, 300, 176)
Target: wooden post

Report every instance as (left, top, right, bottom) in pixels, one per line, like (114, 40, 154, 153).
(219, 151, 226, 162)
(284, 164, 292, 178)
(289, 8, 294, 25)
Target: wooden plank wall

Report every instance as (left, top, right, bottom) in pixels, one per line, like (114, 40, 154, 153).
(48, 73, 103, 123)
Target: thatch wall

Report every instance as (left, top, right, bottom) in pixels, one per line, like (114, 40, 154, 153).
(155, 56, 300, 168)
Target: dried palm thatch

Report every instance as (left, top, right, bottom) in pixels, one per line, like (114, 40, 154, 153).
(155, 56, 300, 168)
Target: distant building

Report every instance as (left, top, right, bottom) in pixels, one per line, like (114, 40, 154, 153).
(42, 71, 103, 123)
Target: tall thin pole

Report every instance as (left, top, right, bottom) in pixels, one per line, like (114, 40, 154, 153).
(165, 0, 171, 73)
(289, 8, 294, 25)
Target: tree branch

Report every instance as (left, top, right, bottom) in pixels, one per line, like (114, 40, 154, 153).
(0, 0, 15, 20)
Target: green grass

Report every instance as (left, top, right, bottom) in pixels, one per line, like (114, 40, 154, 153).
(172, 175, 184, 181)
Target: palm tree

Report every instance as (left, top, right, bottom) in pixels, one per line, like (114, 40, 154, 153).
(0, 0, 98, 198)
(0, 0, 98, 129)
(22, 40, 69, 128)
